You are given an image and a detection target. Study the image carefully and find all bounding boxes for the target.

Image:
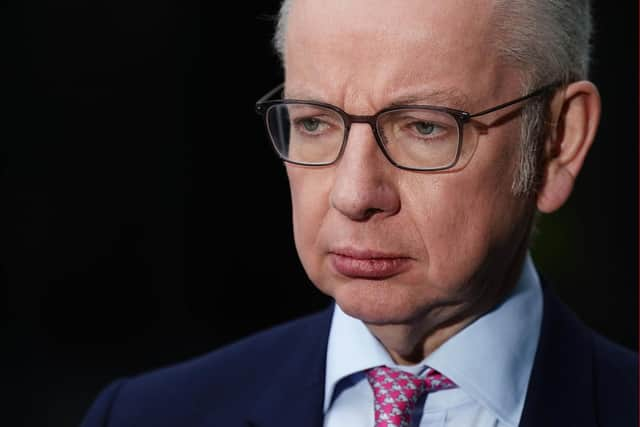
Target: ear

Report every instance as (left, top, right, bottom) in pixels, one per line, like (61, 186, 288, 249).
(536, 81, 601, 213)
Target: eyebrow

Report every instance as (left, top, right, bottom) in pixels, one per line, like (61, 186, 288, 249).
(285, 87, 471, 111)
(388, 88, 471, 110)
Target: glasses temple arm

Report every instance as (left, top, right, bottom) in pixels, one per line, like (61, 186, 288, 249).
(257, 83, 285, 104)
(467, 83, 559, 119)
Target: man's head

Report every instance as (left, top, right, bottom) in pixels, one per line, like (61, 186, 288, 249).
(275, 0, 594, 194)
(266, 0, 600, 360)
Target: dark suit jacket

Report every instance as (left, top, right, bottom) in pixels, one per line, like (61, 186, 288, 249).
(81, 288, 638, 427)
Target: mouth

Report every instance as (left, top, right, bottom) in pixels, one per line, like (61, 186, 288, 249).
(328, 248, 412, 279)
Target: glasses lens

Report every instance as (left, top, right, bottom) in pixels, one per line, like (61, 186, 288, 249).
(378, 109, 461, 169)
(266, 103, 345, 165)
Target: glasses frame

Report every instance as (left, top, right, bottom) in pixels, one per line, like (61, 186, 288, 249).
(255, 82, 560, 171)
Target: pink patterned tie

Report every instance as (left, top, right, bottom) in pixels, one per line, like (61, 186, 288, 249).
(367, 366, 456, 427)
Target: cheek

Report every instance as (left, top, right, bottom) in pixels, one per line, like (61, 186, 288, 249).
(287, 167, 331, 277)
(404, 185, 486, 287)
(405, 148, 524, 285)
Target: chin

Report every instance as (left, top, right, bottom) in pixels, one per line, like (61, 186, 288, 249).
(330, 279, 427, 325)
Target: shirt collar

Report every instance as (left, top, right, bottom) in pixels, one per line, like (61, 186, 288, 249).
(324, 254, 543, 425)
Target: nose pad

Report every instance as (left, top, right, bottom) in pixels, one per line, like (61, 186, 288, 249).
(336, 119, 393, 168)
(329, 124, 401, 221)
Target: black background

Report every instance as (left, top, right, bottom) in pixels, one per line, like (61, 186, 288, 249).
(3, 1, 637, 425)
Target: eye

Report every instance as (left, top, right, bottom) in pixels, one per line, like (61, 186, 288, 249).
(384, 111, 454, 142)
(414, 121, 437, 136)
(301, 118, 321, 132)
(405, 120, 448, 140)
(292, 115, 334, 136)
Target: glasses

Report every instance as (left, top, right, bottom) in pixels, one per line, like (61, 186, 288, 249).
(255, 83, 558, 171)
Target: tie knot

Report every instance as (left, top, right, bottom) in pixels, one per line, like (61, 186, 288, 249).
(366, 366, 456, 427)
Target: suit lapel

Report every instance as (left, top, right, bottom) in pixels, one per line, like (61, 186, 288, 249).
(245, 305, 334, 427)
(519, 286, 598, 427)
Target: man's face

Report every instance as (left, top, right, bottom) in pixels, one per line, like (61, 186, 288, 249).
(284, 0, 535, 326)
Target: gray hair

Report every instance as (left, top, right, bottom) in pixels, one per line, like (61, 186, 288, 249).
(272, 0, 593, 195)
(492, 0, 593, 194)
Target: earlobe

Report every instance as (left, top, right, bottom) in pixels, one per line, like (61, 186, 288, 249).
(536, 81, 601, 213)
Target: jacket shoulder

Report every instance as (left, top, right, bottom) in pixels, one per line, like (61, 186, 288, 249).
(521, 284, 637, 427)
(81, 306, 334, 427)
(591, 332, 638, 427)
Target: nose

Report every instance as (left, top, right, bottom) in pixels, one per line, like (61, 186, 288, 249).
(329, 123, 401, 221)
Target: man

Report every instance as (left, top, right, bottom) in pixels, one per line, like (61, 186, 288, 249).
(81, 0, 637, 426)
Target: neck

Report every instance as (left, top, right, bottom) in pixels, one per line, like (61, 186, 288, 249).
(368, 314, 481, 365)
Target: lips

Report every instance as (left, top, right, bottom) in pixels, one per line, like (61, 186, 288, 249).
(329, 249, 412, 279)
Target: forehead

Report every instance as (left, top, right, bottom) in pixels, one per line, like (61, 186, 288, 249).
(284, 0, 504, 108)
(288, 0, 494, 42)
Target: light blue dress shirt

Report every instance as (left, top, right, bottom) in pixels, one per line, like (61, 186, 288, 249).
(323, 254, 543, 427)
